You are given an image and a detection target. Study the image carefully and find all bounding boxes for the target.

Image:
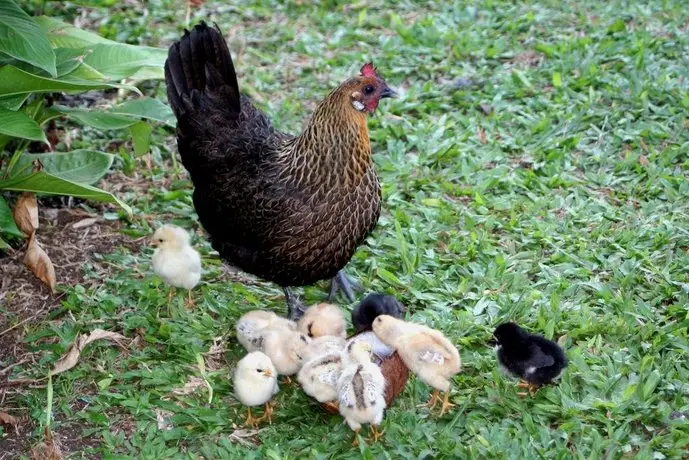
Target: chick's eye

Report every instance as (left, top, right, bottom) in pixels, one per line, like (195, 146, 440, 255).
(256, 369, 262, 373)
(158, 239, 163, 243)
(364, 85, 375, 95)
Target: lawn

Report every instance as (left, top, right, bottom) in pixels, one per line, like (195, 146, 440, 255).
(1, 0, 689, 458)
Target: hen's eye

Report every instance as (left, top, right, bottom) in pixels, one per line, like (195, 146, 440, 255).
(364, 85, 375, 95)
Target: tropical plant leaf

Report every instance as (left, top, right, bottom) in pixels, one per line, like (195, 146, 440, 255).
(0, 106, 48, 143)
(0, 0, 57, 77)
(35, 16, 115, 48)
(55, 98, 174, 130)
(0, 93, 29, 110)
(0, 171, 132, 215)
(10, 150, 115, 185)
(129, 121, 152, 157)
(0, 195, 23, 238)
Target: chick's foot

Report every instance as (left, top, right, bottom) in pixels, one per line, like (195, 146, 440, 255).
(417, 389, 440, 409)
(351, 428, 361, 447)
(368, 425, 385, 443)
(242, 408, 259, 428)
(327, 271, 362, 303)
(439, 391, 456, 416)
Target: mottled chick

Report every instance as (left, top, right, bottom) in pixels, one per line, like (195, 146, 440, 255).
(372, 315, 461, 416)
(346, 331, 395, 364)
(302, 335, 346, 362)
(263, 328, 312, 377)
(151, 224, 201, 306)
(236, 310, 297, 353)
(297, 350, 343, 410)
(493, 322, 568, 396)
(352, 293, 405, 333)
(337, 341, 386, 446)
(298, 303, 347, 338)
(233, 351, 279, 427)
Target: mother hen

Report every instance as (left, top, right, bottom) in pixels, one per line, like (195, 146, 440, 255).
(164, 22, 396, 319)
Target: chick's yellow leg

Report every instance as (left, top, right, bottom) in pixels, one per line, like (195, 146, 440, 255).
(517, 381, 540, 397)
(352, 428, 361, 447)
(255, 401, 275, 424)
(185, 289, 195, 308)
(323, 401, 340, 412)
(439, 391, 456, 416)
(418, 389, 440, 409)
(167, 287, 174, 303)
(281, 375, 293, 386)
(243, 407, 259, 427)
(368, 425, 385, 443)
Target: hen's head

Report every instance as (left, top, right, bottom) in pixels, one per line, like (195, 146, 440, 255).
(341, 63, 397, 115)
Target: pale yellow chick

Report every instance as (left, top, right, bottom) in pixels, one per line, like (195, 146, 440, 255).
(263, 328, 312, 378)
(297, 350, 342, 410)
(151, 224, 201, 307)
(298, 303, 347, 338)
(236, 310, 297, 353)
(337, 341, 386, 446)
(233, 351, 279, 427)
(372, 315, 461, 416)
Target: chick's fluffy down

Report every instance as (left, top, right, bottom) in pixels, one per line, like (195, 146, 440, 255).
(263, 329, 311, 375)
(236, 310, 297, 353)
(234, 351, 278, 407)
(297, 352, 342, 402)
(298, 303, 346, 338)
(337, 351, 386, 430)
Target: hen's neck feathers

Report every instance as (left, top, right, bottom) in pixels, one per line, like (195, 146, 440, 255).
(279, 83, 372, 190)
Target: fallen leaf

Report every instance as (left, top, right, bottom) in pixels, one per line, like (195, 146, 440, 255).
(479, 103, 494, 115)
(477, 126, 487, 144)
(31, 427, 62, 460)
(639, 155, 649, 167)
(228, 428, 262, 447)
(13, 192, 39, 236)
(557, 334, 568, 346)
(188, 0, 205, 5)
(24, 232, 56, 294)
(154, 408, 174, 431)
(169, 376, 207, 396)
(0, 411, 18, 432)
(51, 329, 128, 376)
(71, 217, 99, 229)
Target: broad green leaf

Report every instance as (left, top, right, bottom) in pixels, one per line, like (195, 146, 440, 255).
(0, 171, 131, 215)
(0, 195, 23, 238)
(82, 43, 166, 81)
(55, 98, 174, 129)
(56, 105, 137, 130)
(0, 106, 48, 143)
(0, 93, 29, 110)
(111, 98, 174, 125)
(129, 121, 152, 157)
(0, 0, 57, 77)
(0, 235, 9, 249)
(10, 150, 115, 185)
(55, 48, 88, 77)
(36, 16, 115, 48)
(0, 65, 140, 98)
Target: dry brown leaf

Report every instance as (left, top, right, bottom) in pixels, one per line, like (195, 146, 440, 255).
(477, 126, 487, 144)
(170, 376, 207, 396)
(639, 155, 649, 167)
(13, 192, 39, 236)
(187, 0, 206, 6)
(228, 428, 262, 447)
(24, 232, 57, 294)
(0, 411, 18, 430)
(557, 334, 568, 347)
(154, 408, 174, 431)
(51, 329, 128, 376)
(31, 427, 63, 460)
(71, 217, 99, 229)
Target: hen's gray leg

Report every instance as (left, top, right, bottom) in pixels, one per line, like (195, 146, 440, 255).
(327, 270, 362, 303)
(284, 287, 307, 320)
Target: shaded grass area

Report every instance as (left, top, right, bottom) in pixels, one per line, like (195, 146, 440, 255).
(2, 0, 689, 458)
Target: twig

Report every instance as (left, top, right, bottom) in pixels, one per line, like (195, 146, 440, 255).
(0, 359, 30, 377)
(0, 312, 41, 338)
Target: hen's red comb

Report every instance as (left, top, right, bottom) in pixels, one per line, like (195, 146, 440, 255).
(360, 62, 378, 78)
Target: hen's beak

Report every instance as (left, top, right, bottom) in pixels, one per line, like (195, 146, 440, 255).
(263, 370, 273, 378)
(380, 86, 398, 99)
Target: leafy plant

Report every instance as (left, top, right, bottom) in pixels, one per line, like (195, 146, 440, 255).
(0, 0, 174, 249)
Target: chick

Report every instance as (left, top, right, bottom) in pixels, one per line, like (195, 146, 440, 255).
(151, 224, 201, 307)
(372, 315, 461, 416)
(263, 328, 312, 380)
(298, 303, 347, 338)
(337, 341, 386, 446)
(302, 335, 346, 363)
(297, 350, 343, 411)
(493, 322, 568, 396)
(233, 351, 279, 427)
(346, 331, 395, 364)
(352, 293, 406, 333)
(236, 310, 297, 353)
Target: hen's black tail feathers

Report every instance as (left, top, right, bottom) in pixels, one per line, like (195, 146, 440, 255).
(164, 21, 240, 121)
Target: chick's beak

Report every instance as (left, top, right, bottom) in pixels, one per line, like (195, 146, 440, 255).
(380, 86, 398, 99)
(488, 337, 498, 347)
(263, 370, 273, 378)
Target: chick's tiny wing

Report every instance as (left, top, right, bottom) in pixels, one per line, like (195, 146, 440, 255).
(418, 349, 445, 365)
(527, 341, 556, 368)
(339, 381, 354, 407)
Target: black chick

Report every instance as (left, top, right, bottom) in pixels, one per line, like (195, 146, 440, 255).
(493, 322, 567, 396)
(351, 293, 405, 332)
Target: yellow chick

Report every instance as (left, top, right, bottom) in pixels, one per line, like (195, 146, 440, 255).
(236, 310, 297, 352)
(302, 335, 346, 362)
(151, 224, 201, 307)
(297, 350, 342, 411)
(233, 351, 279, 427)
(372, 315, 461, 416)
(337, 341, 386, 446)
(297, 303, 347, 338)
(263, 328, 312, 378)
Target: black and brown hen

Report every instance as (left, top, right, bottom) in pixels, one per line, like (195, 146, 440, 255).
(164, 22, 396, 318)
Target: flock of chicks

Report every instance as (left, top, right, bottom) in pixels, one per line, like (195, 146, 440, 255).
(150, 223, 569, 446)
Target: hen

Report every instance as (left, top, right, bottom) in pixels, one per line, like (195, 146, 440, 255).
(164, 22, 396, 319)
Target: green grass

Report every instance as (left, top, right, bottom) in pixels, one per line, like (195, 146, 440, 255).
(4, 0, 689, 458)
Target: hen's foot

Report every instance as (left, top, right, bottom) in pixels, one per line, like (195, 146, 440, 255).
(327, 271, 362, 303)
(284, 287, 307, 320)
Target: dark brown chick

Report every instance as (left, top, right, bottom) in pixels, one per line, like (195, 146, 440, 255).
(164, 22, 396, 319)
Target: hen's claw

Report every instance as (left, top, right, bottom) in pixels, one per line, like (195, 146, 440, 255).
(327, 271, 361, 302)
